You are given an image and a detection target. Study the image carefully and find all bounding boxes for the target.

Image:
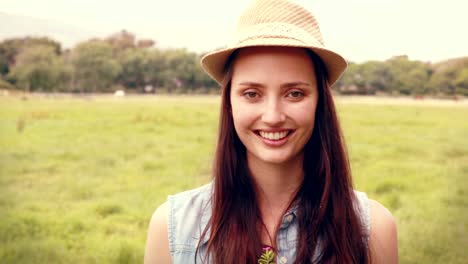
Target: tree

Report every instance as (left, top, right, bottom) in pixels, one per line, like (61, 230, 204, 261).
(117, 48, 152, 91)
(137, 39, 155, 49)
(0, 37, 61, 77)
(454, 68, 468, 96)
(428, 57, 468, 96)
(405, 66, 432, 95)
(0, 52, 8, 76)
(337, 62, 383, 94)
(385, 56, 431, 95)
(6, 45, 70, 92)
(359, 61, 393, 94)
(105, 30, 136, 54)
(71, 41, 121, 92)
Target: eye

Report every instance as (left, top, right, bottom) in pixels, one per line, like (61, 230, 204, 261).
(243, 91, 259, 99)
(287, 90, 304, 98)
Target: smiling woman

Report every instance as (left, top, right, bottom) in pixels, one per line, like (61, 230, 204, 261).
(230, 47, 318, 166)
(144, 0, 397, 263)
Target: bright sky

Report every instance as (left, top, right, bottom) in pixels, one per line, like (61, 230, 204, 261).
(1, 0, 467, 62)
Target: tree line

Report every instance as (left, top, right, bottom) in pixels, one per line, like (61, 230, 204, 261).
(0, 30, 467, 96)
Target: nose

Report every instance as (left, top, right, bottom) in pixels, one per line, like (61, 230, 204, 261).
(261, 98, 286, 126)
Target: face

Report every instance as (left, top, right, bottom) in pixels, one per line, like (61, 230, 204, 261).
(230, 46, 319, 166)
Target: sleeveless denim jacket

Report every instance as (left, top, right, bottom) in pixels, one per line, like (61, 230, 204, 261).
(167, 183, 370, 264)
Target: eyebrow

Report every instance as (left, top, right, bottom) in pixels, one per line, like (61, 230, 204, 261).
(237, 81, 311, 89)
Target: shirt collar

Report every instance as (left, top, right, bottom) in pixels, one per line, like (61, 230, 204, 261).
(280, 204, 299, 229)
(199, 196, 300, 246)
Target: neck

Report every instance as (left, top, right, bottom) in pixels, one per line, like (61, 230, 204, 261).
(247, 152, 304, 245)
(247, 152, 304, 213)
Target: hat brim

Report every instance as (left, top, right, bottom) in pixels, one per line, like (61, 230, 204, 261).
(201, 38, 347, 86)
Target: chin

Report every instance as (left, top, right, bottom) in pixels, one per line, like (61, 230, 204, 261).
(258, 154, 294, 165)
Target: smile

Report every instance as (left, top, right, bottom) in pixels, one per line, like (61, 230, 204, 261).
(256, 130, 293, 141)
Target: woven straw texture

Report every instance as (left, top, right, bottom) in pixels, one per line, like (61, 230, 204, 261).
(201, 0, 347, 86)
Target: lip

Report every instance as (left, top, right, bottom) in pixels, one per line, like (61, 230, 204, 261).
(256, 128, 292, 133)
(254, 129, 294, 147)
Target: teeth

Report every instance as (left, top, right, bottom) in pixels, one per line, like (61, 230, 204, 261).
(259, 131, 289, 140)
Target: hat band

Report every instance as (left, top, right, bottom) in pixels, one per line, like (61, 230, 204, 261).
(232, 22, 324, 48)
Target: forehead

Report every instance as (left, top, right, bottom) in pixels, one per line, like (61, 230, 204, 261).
(231, 46, 316, 83)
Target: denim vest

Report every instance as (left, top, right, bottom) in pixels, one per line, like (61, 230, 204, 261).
(167, 183, 370, 263)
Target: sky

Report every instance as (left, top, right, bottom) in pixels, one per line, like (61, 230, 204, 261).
(1, 0, 467, 62)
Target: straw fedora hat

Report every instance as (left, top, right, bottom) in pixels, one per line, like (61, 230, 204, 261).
(201, 0, 347, 86)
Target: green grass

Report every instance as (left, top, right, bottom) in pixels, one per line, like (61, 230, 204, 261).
(0, 95, 467, 263)
(339, 102, 468, 263)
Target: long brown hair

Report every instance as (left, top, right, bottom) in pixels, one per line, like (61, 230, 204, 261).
(197, 48, 369, 263)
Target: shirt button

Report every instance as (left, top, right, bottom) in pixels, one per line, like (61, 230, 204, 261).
(286, 214, 293, 223)
(280, 256, 288, 263)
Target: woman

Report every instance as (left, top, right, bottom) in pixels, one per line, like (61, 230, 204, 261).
(145, 0, 398, 263)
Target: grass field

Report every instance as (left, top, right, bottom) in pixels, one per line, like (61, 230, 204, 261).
(0, 94, 467, 263)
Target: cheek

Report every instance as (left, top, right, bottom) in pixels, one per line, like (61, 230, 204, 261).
(232, 107, 255, 132)
(293, 102, 318, 132)
(231, 99, 254, 132)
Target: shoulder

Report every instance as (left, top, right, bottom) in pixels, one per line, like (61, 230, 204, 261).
(144, 202, 171, 264)
(368, 199, 399, 263)
(144, 183, 213, 263)
(167, 183, 213, 225)
(168, 182, 213, 204)
(352, 191, 398, 263)
(167, 183, 213, 252)
(352, 190, 371, 239)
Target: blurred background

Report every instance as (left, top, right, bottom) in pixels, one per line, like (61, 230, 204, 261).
(0, 0, 467, 263)
(1, 0, 467, 95)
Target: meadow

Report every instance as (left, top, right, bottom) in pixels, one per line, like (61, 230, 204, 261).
(0, 94, 467, 263)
